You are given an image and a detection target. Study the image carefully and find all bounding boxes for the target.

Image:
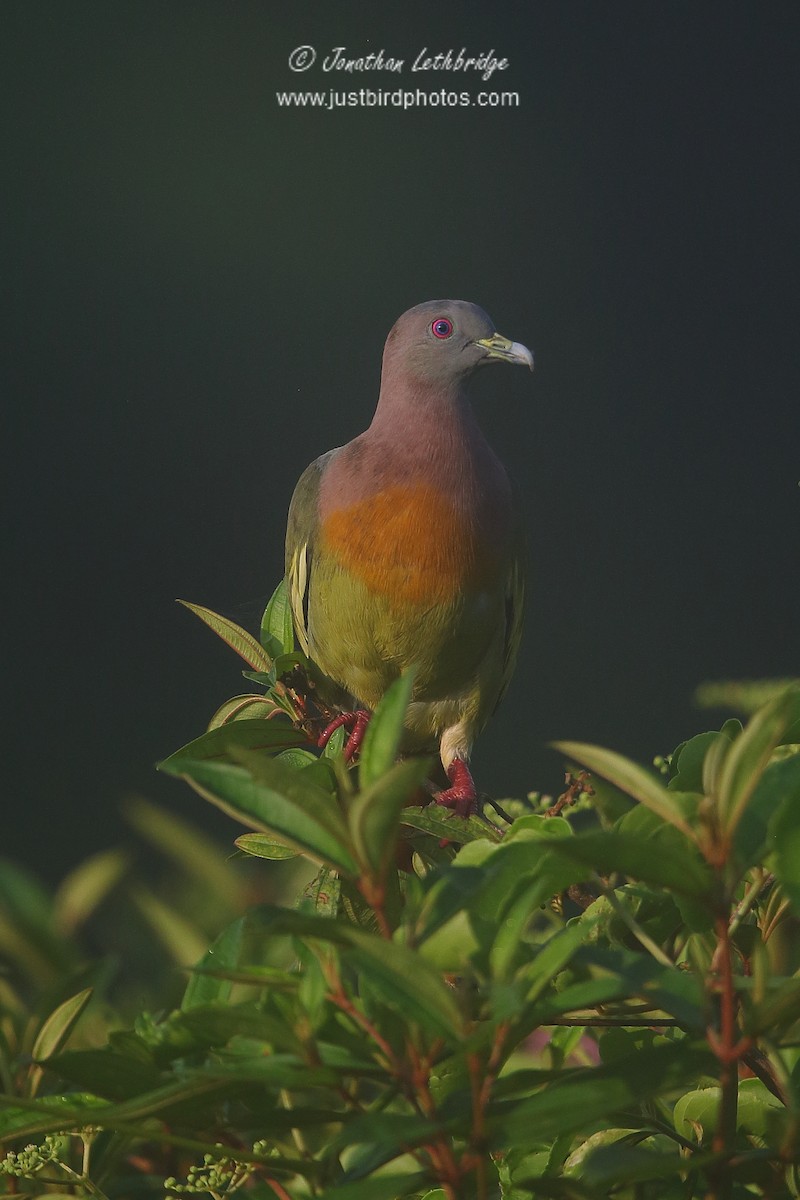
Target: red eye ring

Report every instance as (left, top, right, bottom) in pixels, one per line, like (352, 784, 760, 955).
(431, 317, 454, 339)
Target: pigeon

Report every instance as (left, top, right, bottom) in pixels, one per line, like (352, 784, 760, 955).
(285, 300, 532, 814)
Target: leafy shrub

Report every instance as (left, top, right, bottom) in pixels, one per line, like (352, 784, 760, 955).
(3, 585, 800, 1200)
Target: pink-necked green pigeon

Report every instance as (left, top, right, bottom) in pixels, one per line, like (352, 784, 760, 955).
(285, 300, 533, 814)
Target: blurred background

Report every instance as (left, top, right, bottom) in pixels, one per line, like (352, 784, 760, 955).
(4, 1, 798, 883)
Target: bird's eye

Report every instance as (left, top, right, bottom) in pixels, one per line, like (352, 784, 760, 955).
(431, 317, 454, 339)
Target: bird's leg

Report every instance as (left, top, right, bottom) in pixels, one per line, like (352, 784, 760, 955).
(435, 757, 478, 818)
(317, 710, 371, 762)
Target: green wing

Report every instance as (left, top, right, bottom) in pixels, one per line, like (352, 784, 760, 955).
(284, 450, 337, 656)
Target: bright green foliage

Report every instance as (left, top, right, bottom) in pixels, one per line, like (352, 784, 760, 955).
(3, 592, 800, 1199)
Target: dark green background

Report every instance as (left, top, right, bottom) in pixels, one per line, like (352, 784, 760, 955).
(4, 2, 797, 880)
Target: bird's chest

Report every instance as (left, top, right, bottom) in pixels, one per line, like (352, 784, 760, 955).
(320, 480, 506, 608)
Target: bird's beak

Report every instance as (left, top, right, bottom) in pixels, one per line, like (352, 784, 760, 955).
(474, 332, 534, 371)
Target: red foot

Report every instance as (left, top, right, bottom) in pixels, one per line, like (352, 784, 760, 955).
(435, 757, 478, 818)
(318, 710, 371, 762)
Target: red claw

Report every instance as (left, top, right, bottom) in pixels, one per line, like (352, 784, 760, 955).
(435, 757, 478, 818)
(318, 709, 371, 762)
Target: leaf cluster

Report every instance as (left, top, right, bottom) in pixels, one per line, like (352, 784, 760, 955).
(3, 587, 800, 1199)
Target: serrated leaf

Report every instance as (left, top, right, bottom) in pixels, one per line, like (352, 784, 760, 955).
(260, 579, 295, 656)
(350, 757, 431, 875)
(178, 600, 272, 670)
(358, 669, 417, 788)
(159, 719, 308, 772)
(553, 742, 696, 840)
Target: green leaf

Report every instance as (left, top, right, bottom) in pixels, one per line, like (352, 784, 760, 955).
(53, 849, 130, 935)
(260, 579, 295, 656)
(29, 988, 94, 1098)
(319, 1162, 428, 1200)
(42, 1048, 163, 1101)
(0, 1092, 108, 1141)
(234, 833, 300, 860)
(301, 867, 341, 916)
(0, 860, 74, 982)
(349, 757, 431, 875)
(178, 599, 273, 670)
(231, 748, 350, 831)
(130, 887, 209, 965)
(488, 1043, 711, 1147)
(674, 1079, 784, 1141)
(188, 904, 462, 1037)
(550, 829, 713, 899)
(552, 742, 696, 840)
(208, 694, 280, 728)
(571, 1143, 686, 1189)
(736, 751, 800, 870)
(277, 746, 320, 770)
(182, 911, 256, 1010)
(124, 795, 244, 905)
(518, 921, 599, 1004)
(178, 1002, 300, 1053)
(744, 977, 800, 1035)
(162, 754, 359, 875)
(323, 723, 346, 759)
(717, 686, 800, 834)
(770, 781, 800, 916)
(669, 728, 738, 793)
(344, 928, 463, 1037)
(506, 814, 574, 840)
(358, 669, 417, 788)
(159, 719, 308, 772)
(400, 806, 503, 844)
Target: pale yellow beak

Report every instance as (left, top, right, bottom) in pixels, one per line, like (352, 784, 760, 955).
(474, 332, 534, 371)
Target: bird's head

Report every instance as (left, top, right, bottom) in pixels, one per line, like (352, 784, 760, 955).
(382, 300, 534, 387)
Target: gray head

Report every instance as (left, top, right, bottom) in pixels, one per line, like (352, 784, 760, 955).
(382, 299, 534, 387)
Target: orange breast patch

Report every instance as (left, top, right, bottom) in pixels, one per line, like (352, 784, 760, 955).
(321, 483, 485, 607)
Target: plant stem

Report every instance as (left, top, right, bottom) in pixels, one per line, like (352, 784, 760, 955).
(707, 914, 740, 1200)
(728, 868, 767, 937)
(326, 986, 399, 1072)
(596, 874, 675, 968)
